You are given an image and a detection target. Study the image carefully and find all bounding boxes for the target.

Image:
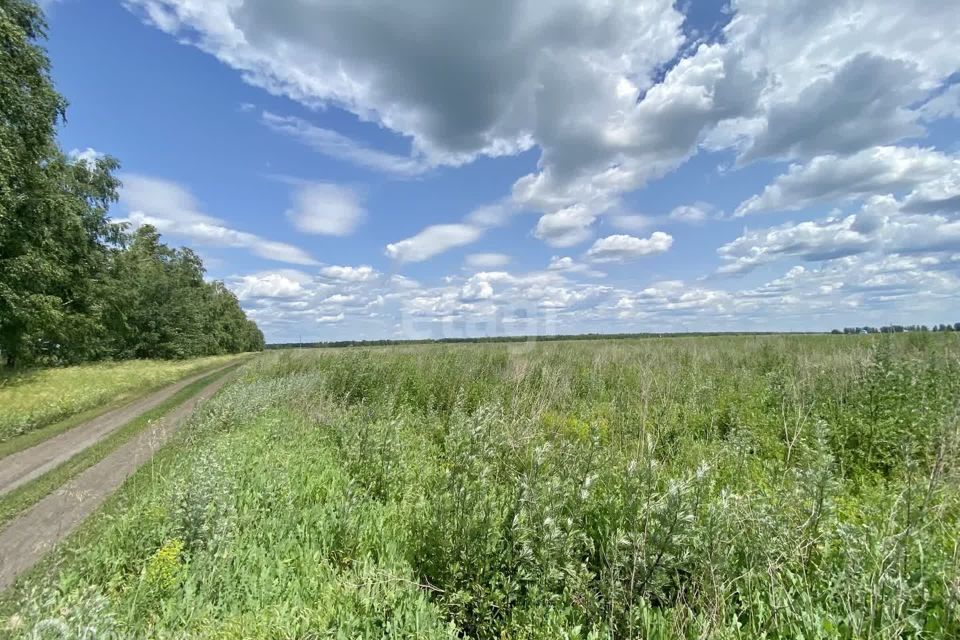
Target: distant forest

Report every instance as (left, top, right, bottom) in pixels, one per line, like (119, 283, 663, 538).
(270, 325, 960, 350)
(833, 324, 960, 334)
(0, 1, 263, 367)
(266, 331, 810, 350)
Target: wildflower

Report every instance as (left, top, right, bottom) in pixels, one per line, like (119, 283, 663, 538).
(5, 614, 22, 631)
(145, 539, 185, 590)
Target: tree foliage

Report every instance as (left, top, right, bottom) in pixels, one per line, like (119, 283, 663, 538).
(0, 0, 263, 366)
(100, 226, 264, 360)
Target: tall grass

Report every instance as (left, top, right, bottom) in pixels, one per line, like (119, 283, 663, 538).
(4, 334, 959, 638)
(0, 355, 242, 443)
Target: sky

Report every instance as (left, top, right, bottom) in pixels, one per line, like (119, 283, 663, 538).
(42, 0, 960, 342)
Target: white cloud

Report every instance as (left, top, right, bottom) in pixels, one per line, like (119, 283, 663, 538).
(465, 253, 511, 269)
(262, 111, 427, 176)
(388, 275, 421, 290)
(318, 264, 380, 282)
(125, 0, 960, 255)
(385, 224, 484, 263)
(232, 270, 312, 300)
(669, 203, 714, 223)
(518, 42, 761, 246)
(585, 232, 674, 263)
(384, 200, 519, 263)
(735, 146, 958, 216)
(460, 279, 494, 302)
(719, 195, 960, 274)
(533, 204, 602, 247)
(738, 54, 924, 162)
(228, 250, 959, 343)
(124, 0, 682, 168)
(725, 0, 959, 162)
(68, 147, 104, 166)
(286, 182, 366, 236)
(547, 256, 605, 277)
(119, 174, 318, 266)
(901, 170, 960, 214)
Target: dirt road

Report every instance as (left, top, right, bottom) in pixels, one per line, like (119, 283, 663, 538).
(0, 370, 236, 592)
(0, 362, 238, 497)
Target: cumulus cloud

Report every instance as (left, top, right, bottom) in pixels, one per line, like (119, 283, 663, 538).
(126, 0, 960, 337)
(719, 195, 960, 274)
(228, 252, 959, 343)
(286, 182, 366, 236)
(119, 174, 318, 266)
(585, 232, 674, 263)
(519, 43, 762, 245)
(901, 170, 960, 214)
(534, 204, 600, 247)
(231, 270, 313, 300)
(739, 54, 925, 162)
(125, 0, 960, 255)
(547, 256, 605, 277)
(385, 224, 484, 263)
(724, 0, 958, 161)
(124, 0, 683, 167)
(124, 0, 959, 263)
(318, 264, 380, 282)
(735, 147, 958, 216)
(669, 203, 715, 223)
(460, 279, 494, 302)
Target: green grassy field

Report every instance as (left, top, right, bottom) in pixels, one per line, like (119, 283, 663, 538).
(3, 334, 959, 638)
(0, 355, 242, 445)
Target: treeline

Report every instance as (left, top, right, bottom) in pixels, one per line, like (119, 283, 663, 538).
(267, 331, 805, 350)
(0, 1, 263, 367)
(832, 324, 960, 334)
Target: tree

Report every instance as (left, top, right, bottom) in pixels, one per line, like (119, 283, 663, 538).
(100, 225, 264, 359)
(0, 1, 123, 365)
(1, 1, 262, 366)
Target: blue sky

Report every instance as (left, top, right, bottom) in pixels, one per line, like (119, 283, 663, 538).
(44, 0, 960, 342)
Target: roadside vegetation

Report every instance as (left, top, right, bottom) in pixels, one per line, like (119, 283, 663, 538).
(4, 334, 958, 638)
(0, 364, 239, 528)
(0, 354, 240, 444)
(0, 0, 263, 369)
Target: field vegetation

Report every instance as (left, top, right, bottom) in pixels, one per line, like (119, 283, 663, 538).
(3, 334, 959, 638)
(0, 354, 241, 444)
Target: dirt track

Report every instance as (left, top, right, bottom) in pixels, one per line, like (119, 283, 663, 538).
(0, 369, 236, 591)
(0, 362, 237, 497)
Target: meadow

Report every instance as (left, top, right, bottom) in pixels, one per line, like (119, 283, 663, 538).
(3, 334, 959, 638)
(0, 355, 241, 444)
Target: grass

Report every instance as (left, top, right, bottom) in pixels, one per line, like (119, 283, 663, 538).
(2, 334, 959, 638)
(0, 355, 244, 446)
(0, 365, 239, 530)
